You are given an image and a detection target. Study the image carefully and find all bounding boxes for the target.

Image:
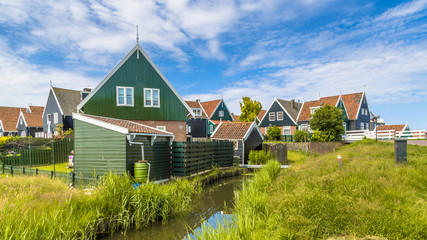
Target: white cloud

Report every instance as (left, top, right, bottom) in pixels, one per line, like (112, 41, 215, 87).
(377, 0, 427, 21)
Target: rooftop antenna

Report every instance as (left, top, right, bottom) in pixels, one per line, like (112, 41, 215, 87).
(363, 84, 366, 93)
(136, 25, 140, 59)
(50, 80, 53, 87)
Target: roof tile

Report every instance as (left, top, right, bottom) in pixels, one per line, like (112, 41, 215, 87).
(200, 100, 221, 118)
(377, 124, 406, 132)
(211, 122, 253, 140)
(0, 106, 23, 132)
(341, 92, 363, 120)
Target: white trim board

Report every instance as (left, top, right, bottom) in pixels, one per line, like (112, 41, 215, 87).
(77, 44, 195, 117)
(73, 113, 129, 135)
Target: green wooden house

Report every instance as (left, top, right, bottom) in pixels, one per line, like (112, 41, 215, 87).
(73, 113, 174, 180)
(77, 43, 194, 141)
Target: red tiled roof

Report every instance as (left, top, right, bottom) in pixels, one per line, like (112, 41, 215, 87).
(23, 112, 44, 127)
(83, 115, 173, 135)
(28, 106, 45, 114)
(341, 92, 363, 120)
(232, 114, 240, 122)
(377, 124, 406, 132)
(211, 122, 254, 140)
(297, 95, 340, 121)
(200, 99, 221, 118)
(185, 100, 207, 117)
(210, 120, 231, 125)
(0, 106, 23, 132)
(257, 110, 266, 121)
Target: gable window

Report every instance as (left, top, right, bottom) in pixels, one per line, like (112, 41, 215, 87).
(269, 112, 275, 121)
(361, 122, 364, 130)
(193, 109, 202, 116)
(210, 125, 214, 133)
(21, 131, 26, 137)
(233, 140, 239, 150)
(54, 113, 58, 124)
(361, 108, 364, 115)
(117, 86, 134, 106)
(277, 111, 284, 121)
(144, 88, 160, 107)
(20, 117, 23, 125)
(283, 126, 291, 135)
(156, 126, 166, 131)
(219, 110, 224, 117)
(47, 114, 52, 124)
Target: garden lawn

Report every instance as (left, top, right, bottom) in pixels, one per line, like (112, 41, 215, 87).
(31, 162, 71, 172)
(194, 139, 427, 239)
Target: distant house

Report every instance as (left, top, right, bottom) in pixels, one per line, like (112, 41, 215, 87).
(341, 92, 371, 130)
(43, 86, 90, 138)
(211, 122, 264, 164)
(76, 43, 193, 141)
(16, 106, 45, 137)
(259, 99, 302, 135)
(232, 114, 241, 122)
(0, 106, 22, 137)
(297, 95, 349, 131)
(73, 113, 174, 180)
(185, 98, 234, 138)
(376, 124, 409, 133)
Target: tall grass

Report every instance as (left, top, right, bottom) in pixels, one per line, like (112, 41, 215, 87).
(0, 173, 203, 239)
(193, 139, 427, 239)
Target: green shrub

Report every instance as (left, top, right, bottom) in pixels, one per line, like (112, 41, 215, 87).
(267, 125, 281, 140)
(310, 130, 329, 142)
(0, 136, 13, 148)
(294, 130, 309, 142)
(248, 149, 273, 165)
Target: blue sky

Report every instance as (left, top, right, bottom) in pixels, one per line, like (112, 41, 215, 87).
(0, 0, 426, 129)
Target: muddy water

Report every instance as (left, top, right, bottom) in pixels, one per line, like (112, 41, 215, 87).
(106, 176, 244, 240)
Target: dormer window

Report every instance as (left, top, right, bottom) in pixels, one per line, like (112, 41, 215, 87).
(144, 88, 160, 107)
(117, 86, 134, 106)
(310, 106, 321, 116)
(193, 108, 202, 116)
(219, 110, 224, 117)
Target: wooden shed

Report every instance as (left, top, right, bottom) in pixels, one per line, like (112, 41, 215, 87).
(211, 122, 264, 164)
(73, 113, 174, 180)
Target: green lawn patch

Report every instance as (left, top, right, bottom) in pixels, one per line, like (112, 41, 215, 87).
(31, 162, 71, 172)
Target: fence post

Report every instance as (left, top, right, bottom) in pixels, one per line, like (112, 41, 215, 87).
(11, 166, 13, 176)
(23, 167, 25, 175)
(72, 172, 75, 187)
(51, 170, 53, 179)
(29, 137, 32, 168)
(52, 140, 56, 176)
(36, 168, 38, 175)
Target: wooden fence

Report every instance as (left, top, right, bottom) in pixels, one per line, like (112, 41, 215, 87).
(171, 141, 234, 176)
(344, 130, 427, 142)
(0, 138, 74, 167)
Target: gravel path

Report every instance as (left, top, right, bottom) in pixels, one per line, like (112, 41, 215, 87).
(407, 140, 427, 146)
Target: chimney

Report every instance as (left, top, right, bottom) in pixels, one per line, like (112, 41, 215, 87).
(196, 99, 200, 103)
(291, 99, 295, 109)
(83, 88, 92, 92)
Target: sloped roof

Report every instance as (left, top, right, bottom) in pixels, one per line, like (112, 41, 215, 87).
(257, 110, 266, 121)
(377, 124, 406, 132)
(185, 100, 207, 117)
(209, 119, 232, 125)
(232, 114, 240, 122)
(341, 92, 363, 120)
(78, 114, 173, 135)
(0, 106, 22, 132)
(200, 100, 221, 118)
(53, 87, 82, 116)
(277, 99, 302, 122)
(211, 122, 254, 140)
(297, 95, 340, 121)
(23, 111, 44, 127)
(28, 106, 45, 114)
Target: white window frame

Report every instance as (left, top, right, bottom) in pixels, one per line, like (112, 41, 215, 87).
(156, 126, 166, 131)
(193, 108, 202, 116)
(269, 112, 275, 121)
(233, 140, 239, 150)
(20, 118, 23, 125)
(187, 125, 191, 134)
(219, 110, 224, 117)
(116, 86, 134, 106)
(277, 111, 284, 121)
(361, 122, 364, 130)
(361, 108, 364, 115)
(47, 114, 52, 124)
(283, 126, 291, 135)
(300, 124, 309, 131)
(54, 112, 59, 124)
(210, 125, 214, 133)
(144, 88, 160, 108)
(21, 131, 26, 137)
(35, 132, 43, 138)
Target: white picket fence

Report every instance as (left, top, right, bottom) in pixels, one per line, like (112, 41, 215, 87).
(343, 129, 426, 142)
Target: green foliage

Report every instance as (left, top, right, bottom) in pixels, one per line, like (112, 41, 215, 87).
(294, 130, 309, 142)
(310, 104, 345, 141)
(248, 149, 273, 165)
(267, 125, 281, 140)
(0, 136, 13, 148)
(239, 96, 262, 122)
(310, 130, 330, 142)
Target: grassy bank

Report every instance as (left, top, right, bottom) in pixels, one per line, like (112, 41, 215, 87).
(0, 173, 203, 239)
(193, 139, 427, 239)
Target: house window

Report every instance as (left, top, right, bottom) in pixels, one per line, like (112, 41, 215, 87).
(283, 126, 291, 135)
(187, 125, 191, 134)
(269, 112, 275, 121)
(300, 124, 308, 131)
(361, 108, 364, 115)
(20, 118, 23, 125)
(361, 122, 364, 130)
(54, 113, 58, 124)
(210, 125, 214, 133)
(193, 109, 202, 116)
(233, 140, 238, 150)
(310, 106, 321, 116)
(0, 132, 3, 137)
(277, 111, 284, 121)
(156, 126, 166, 131)
(117, 86, 134, 106)
(21, 131, 26, 137)
(343, 122, 347, 131)
(144, 88, 160, 107)
(35, 132, 44, 138)
(47, 114, 52, 123)
(219, 110, 224, 117)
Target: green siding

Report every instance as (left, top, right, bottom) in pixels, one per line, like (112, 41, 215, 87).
(208, 121, 215, 135)
(210, 101, 233, 121)
(84, 49, 187, 121)
(126, 135, 171, 180)
(74, 119, 127, 176)
(337, 99, 349, 130)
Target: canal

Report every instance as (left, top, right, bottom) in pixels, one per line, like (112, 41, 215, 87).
(107, 176, 244, 240)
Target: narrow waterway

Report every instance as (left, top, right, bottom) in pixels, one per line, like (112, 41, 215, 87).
(106, 176, 244, 240)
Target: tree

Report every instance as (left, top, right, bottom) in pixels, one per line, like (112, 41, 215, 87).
(239, 97, 262, 122)
(294, 130, 309, 142)
(310, 104, 345, 141)
(267, 125, 281, 140)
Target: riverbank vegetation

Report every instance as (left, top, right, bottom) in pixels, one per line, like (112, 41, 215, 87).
(193, 139, 427, 239)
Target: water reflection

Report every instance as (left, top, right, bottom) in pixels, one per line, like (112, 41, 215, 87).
(106, 176, 243, 240)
